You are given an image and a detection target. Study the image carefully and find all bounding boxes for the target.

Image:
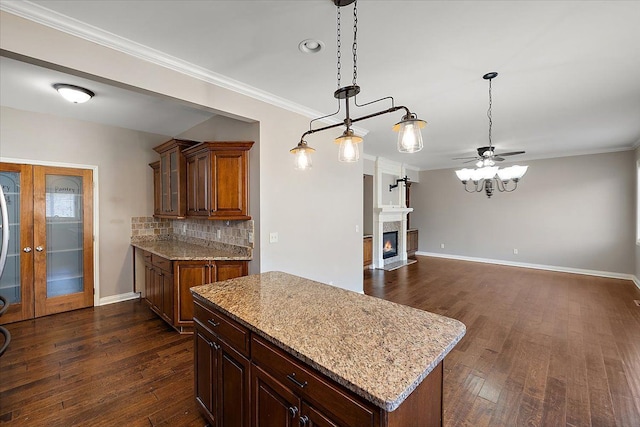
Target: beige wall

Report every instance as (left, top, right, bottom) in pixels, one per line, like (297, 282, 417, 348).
(412, 151, 635, 274)
(0, 106, 166, 299)
(0, 11, 364, 294)
(636, 146, 640, 281)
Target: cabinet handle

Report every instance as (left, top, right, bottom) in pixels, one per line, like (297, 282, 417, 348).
(23, 247, 32, 253)
(299, 415, 309, 426)
(207, 319, 220, 328)
(286, 373, 308, 389)
(35, 246, 44, 252)
(288, 406, 298, 417)
(212, 342, 220, 350)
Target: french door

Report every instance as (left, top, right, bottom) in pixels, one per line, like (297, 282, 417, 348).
(0, 163, 94, 324)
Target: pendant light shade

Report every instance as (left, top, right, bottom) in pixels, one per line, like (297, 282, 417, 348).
(335, 129, 362, 162)
(53, 83, 95, 104)
(394, 115, 427, 153)
(290, 140, 316, 170)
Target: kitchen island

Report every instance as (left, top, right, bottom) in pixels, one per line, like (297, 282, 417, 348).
(191, 271, 465, 426)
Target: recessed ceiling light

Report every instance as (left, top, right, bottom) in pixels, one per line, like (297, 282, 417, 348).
(298, 39, 324, 54)
(53, 83, 95, 103)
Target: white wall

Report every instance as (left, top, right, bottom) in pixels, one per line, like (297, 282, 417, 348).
(0, 11, 364, 292)
(177, 115, 261, 275)
(0, 106, 166, 299)
(412, 151, 635, 275)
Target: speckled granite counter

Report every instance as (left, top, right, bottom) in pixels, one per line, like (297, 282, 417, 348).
(132, 239, 251, 261)
(191, 271, 465, 412)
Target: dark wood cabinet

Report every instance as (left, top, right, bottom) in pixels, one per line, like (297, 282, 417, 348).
(142, 251, 247, 333)
(407, 229, 418, 258)
(252, 364, 300, 427)
(152, 139, 199, 218)
(363, 236, 373, 267)
(143, 253, 174, 323)
(195, 299, 251, 427)
(184, 141, 254, 220)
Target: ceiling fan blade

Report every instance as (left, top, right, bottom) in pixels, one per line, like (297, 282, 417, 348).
(463, 159, 478, 164)
(452, 156, 479, 160)
(493, 157, 505, 161)
(494, 151, 525, 157)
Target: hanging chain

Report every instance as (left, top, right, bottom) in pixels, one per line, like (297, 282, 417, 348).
(336, 6, 341, 88)
(487, 78, 493, 149)
(352, 0, 358, 86)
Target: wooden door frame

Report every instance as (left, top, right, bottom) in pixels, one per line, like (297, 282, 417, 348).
(1, 157, 100, 307)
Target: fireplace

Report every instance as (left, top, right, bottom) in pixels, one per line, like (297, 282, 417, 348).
(382, 231, 398, 259)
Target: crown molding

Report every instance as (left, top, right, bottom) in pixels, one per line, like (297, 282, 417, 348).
(0, 0, 356, 130)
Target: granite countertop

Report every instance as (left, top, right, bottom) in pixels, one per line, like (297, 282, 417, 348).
(191, 271, 466, 412)
(132, 239, 251, 261)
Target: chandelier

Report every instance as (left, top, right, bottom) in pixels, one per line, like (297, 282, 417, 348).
(290, 0, 427, 170)
(455, 72, 528, 198)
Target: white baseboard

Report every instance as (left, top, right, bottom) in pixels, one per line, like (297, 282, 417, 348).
(633, 275, 640, 291)
(98, 292, 140, 306)
(415, 251, 636, 282)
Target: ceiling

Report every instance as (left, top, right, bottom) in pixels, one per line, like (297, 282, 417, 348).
(1, 0, 639, 170)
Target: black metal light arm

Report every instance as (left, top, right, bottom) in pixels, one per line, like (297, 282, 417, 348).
(389, 176, 410, 191)
(299, 105, 412, 142)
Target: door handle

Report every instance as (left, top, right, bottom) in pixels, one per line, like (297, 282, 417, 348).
(35, 246, 44, 252)
(23, 247, 32, 253)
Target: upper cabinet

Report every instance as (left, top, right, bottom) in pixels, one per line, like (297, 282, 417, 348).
(151, 139, 200, 218)
(184, 141, 254, 221)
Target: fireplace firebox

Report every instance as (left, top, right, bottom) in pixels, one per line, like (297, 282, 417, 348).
(382, 231, 398, 259)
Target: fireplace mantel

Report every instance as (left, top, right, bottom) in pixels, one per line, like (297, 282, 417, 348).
(376, 206, 413, 223)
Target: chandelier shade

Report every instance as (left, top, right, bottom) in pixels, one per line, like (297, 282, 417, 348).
(335, 129, 362, 162)
(290, 140, 315, 170)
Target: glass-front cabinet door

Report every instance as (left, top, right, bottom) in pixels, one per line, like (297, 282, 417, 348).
(0, 163, 34, 323)
(33, 166, 93, 318)
(0, 163, 93, 324)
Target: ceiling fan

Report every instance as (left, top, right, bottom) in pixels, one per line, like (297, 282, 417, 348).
(453, 145, 525, 167)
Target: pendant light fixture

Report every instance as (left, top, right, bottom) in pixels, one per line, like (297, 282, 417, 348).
(53, 83, 95, 104)
(290, 0, 427, 170)
(455, 72, 528, 198)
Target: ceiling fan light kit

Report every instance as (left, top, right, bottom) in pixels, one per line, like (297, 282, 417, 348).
(454, 72, 529, 198)
(290, 0, 427, 170)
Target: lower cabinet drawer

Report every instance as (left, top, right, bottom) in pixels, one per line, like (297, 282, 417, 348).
(152, 254, 172, 272)
(194, 299, 250, 357)
(251, 335, 377, 427)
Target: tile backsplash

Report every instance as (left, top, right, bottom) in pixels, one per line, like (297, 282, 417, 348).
(131, 216, 253, 248)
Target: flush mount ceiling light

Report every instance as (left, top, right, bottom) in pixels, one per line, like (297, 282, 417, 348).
(454, 72, 529, 198)
(53, 83, 95, 103)
(298, 39, 324, 54)
(290, 0, 427, 170)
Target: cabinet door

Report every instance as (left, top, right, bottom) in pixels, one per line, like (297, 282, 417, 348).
(149, 268, 162, 313)
(143, 262, 154, 306)
(363, 238, 372, 267)
(219, 340, 251, 427)
(211, 151, 248, 218)
(161, 270, 174, 323)
(252, 365, 300, 427)
(195, 322, 218, 426)
(187, 151, 210, 217)
(150, 162, 161, 216)
(175, 261, 214, 327)
(300, 402, 340, 427)
(216, 261, 247, 282)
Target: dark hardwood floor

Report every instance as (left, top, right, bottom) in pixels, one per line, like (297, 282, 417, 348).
(365, 256, 640, 427)
(1, 256, 639, 426)
(0, 300, 207, 426)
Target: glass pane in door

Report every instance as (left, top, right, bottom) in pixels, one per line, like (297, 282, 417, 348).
(0, 172, 21, 304)
(45, 175, 84, 297)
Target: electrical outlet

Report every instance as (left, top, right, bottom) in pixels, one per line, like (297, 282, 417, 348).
(513, 248, 519, 255)
(440, 243, 445, 249)
(355, 225, 359, 233)
(248, 231, 253, 244)
(269, 232, 279, 243)
(181, 223, 186, 233)
(217, 229, 221, 239)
